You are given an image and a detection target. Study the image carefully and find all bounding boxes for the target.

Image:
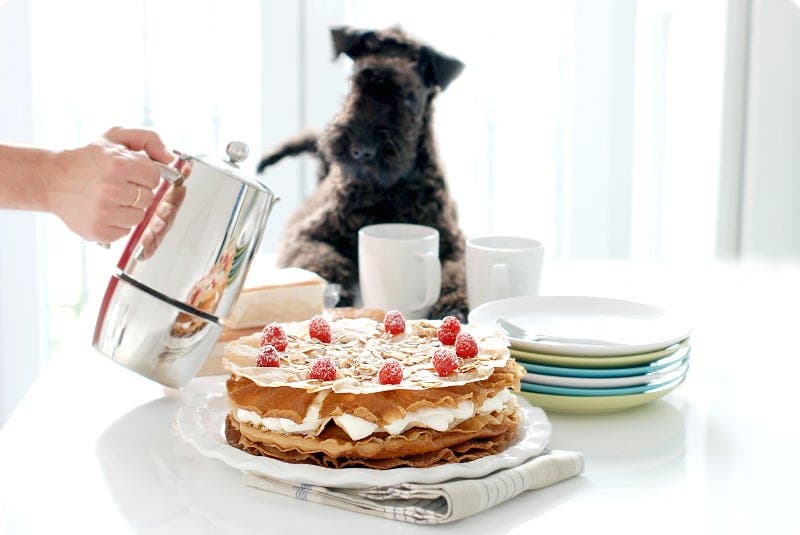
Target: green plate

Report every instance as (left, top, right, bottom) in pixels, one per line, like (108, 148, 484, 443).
(514, 377, 684, 414)
(511, 340, 689, 368)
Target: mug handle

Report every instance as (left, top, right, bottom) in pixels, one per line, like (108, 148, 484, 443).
(492, 263, 509, 300)
(411, 251, 442, 311)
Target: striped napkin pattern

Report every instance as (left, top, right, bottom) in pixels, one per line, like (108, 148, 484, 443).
(243, 449, 584, 524)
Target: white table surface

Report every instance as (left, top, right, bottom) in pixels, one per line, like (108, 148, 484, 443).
(1, 259, 799, 534)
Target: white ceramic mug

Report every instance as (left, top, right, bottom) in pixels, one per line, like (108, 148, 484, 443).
(466, 236, 544, 311)
(358, 224, 441, 319)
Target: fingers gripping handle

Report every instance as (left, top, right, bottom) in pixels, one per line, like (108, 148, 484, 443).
(98, 160, 184, 248)
(154, 161, 184, 184)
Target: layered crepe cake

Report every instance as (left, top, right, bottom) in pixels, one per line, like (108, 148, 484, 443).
(223, 316, 525, 469)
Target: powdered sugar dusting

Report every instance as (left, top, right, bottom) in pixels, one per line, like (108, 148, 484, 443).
(223, 318, 511, 393)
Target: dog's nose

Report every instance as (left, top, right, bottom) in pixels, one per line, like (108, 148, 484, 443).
(350, 143, 376, 161)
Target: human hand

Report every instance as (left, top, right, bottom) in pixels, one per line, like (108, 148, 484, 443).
(138, 156, 192, 260)
(48, 127, 173, 243)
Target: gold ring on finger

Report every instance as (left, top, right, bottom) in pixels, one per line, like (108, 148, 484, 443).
(129, 185, 142, 208)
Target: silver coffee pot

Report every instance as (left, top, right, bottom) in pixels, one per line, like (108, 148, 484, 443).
(93, 141, 280, 388)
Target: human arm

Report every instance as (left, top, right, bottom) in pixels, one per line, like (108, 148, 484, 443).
(0, 127, 172, 243)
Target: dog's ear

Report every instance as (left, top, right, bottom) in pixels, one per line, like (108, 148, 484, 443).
(416, 46, 465, 91)
(330, 26, 376, 61)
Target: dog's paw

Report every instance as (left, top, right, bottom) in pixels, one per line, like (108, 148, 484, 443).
(430, 286, 468, 322)
(337, 295, 355, 307)
(428, 303, 467, 323)
(333, 286, 355, 308)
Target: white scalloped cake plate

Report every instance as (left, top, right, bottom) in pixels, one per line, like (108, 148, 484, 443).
(175, 389, 551, 489)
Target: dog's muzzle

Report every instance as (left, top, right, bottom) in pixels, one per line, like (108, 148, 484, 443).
(350, 142, 376, 161)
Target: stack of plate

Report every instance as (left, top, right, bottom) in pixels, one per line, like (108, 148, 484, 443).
(468, 296, 693, 414)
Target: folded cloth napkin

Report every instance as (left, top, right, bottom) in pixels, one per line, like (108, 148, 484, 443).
(243, 449, 584, 524)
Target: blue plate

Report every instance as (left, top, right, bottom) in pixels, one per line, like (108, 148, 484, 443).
(510, 340, 689, 368)
(517, 345, 690, 378)
(515, 378, 685, 413)
(521, 368, 688, 397)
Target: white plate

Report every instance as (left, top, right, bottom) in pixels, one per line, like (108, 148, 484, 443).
(523, 358, 689, 388)
(176, 389, 552, 489)
(469, 295, 693, 357)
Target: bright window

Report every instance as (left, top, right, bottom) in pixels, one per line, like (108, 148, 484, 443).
(28, 0, 263, 351)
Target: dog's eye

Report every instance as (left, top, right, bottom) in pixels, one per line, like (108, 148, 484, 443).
(403, 92, 421, 114)
(376, 129, 391, 141)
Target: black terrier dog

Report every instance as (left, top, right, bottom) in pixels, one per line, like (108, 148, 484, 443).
(257, 26, 468, 320)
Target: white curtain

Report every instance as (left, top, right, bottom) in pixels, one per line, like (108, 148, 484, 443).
(0, 0, 263, 425)
(0, 0, 45, 426)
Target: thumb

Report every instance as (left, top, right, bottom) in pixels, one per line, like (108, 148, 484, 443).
(104, 126, 173, 164)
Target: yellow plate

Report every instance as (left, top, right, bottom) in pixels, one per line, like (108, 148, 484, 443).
(511, 340, 689, 368)
(514, 377, 684, 414)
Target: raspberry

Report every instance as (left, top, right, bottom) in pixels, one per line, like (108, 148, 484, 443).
(308, 357, 337, 381)
(383, 310, 406, 335)
(260, 322, 288, 352)
(454, 332, 478, 358)
(255, 345, 280, 367)
(437, 316, 461, 345)
(432, 348, 460, 377)
(308, 315, 332, 343)
(378, 358, 403, 385)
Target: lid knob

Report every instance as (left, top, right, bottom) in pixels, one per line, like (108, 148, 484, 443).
(225, 141, 249, 163)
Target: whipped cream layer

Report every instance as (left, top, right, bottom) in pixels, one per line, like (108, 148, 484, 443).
(236, 388, 515, 441)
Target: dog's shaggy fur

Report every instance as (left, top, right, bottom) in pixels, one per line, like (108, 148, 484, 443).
(258, 26, 468, 319)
